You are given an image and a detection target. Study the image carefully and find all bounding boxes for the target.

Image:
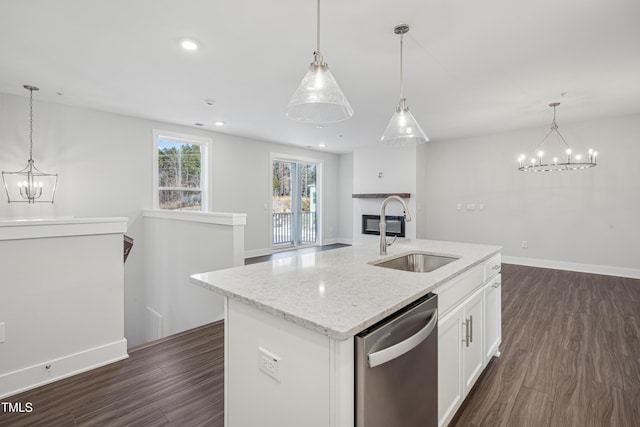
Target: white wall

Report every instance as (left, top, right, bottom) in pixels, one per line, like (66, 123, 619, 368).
(423, 114, 640, 276)
(352, 145, 417, 244)
(337, 153, 354, 243)
(1, 92, 154, 347)
(0, 92, 343, 346)
(143, 212, 245, 339)
(0, 219, 128, 398)
(212, 135, 341, 255)
(416, 144, 429, 239)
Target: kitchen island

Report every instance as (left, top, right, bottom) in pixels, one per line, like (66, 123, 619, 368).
(191, 239, 501, 427)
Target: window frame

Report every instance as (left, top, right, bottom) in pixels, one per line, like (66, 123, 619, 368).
(152, 129, 211, 211)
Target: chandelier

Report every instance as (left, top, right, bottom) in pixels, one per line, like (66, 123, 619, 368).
(380, 24, 429, 146)
(518, 102, 597, 172)
(2, 85, 58, 203)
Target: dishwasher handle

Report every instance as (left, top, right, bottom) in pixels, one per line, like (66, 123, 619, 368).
(368, 308, 438, 368)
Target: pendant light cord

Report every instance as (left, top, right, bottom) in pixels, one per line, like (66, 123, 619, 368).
(316, 0, 321, 54)
(399, 32, 404, 99)
(29, 87, 34, 162)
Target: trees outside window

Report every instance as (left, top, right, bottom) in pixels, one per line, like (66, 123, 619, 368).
(153, 130, 210, 211)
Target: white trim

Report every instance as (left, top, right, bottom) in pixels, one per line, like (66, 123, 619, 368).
(502, 255, 640, 279)
(223, 297, 230, 427)
(143, 209, 246, 226)
(245, 247, 272, 259)
(152, 129, 211, 211)
(0, 217, 128, 241)
(323, 237, 353, 246)
(0, 339, 128, 399)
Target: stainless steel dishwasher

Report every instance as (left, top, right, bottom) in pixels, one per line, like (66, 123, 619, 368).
(355, 293, 438, 427)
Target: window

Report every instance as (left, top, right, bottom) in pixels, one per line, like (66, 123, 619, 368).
(153, 130, 210, 211)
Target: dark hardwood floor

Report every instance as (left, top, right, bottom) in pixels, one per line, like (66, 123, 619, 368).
(451, 264, 640, 427)
(0, 322, 224, 427)
(2, 263, 639, 426)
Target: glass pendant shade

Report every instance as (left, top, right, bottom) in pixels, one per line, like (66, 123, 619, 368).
(381, 98, 429, 145)
(2, 85, 58, 203)
(381, 24, 428, 146)
(286, 53, 354, 124)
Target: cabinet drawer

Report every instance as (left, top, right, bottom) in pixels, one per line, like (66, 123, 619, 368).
(434, 264, 483, 317)
(483, 253, 501, 282)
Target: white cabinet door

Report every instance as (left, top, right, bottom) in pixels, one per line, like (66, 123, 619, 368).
(461, 288, 484, 393)
(484, 274, 502, 362)
(438, 303, 464, 427)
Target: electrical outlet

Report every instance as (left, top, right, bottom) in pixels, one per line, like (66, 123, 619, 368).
(258, 347, 281, 382)
(0, 322, 5, 343)
(521, 241, 528, 249)
(466, 203, 476, 211)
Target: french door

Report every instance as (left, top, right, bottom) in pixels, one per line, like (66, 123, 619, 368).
(272, 159, 318, 248)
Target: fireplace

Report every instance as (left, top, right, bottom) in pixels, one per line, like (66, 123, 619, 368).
(362, 215, 405, 237)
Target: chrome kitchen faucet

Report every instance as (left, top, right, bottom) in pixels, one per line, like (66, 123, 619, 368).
(379, 195, 412, 255)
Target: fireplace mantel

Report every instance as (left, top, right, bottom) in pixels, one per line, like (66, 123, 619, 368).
(351, 193, 411, 199)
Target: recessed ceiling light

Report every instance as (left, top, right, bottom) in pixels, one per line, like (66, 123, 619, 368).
(204, 99, 215, 106)
(215, 121, 225, 126)
(181, 39, 199, 51)
(319, 143, 326, 148)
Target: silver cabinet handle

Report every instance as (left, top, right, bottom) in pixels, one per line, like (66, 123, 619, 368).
(492, 281, 500, 288)
(462, 319, 470, 347)
(492, 265, 500, 270)
(368, 309, 437, 368)
(469, 315, 473, 343)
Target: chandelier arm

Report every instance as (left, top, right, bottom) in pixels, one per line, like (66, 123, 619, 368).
(552, 128, 571, 149)
(534, 128, 555, 151)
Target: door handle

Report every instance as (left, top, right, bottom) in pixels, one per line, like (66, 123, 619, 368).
(368, 309, 437, 368)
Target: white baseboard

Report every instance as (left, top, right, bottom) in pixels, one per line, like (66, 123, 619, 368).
(0, 339, 128, 399)
(244, 247, 272, 259)
(502, 256, 640, 279)
(323, 237, 353, 245)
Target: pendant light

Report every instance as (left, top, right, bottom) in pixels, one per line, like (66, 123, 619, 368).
(285, 0, 353, 124)
(381, 24, 429, 146)
(2, 85, 58, 203)
(518, 102, 597, 172)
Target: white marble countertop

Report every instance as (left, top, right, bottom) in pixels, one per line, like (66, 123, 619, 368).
(190, 239, 500, 340)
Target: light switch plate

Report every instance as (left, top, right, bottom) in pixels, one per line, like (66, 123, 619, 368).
(0, 322, 5, 343)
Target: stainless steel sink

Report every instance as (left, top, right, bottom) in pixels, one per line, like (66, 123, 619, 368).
(370, 251, 459, 273)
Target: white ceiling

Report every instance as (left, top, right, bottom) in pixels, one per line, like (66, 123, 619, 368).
(1, 0, 639, 154)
